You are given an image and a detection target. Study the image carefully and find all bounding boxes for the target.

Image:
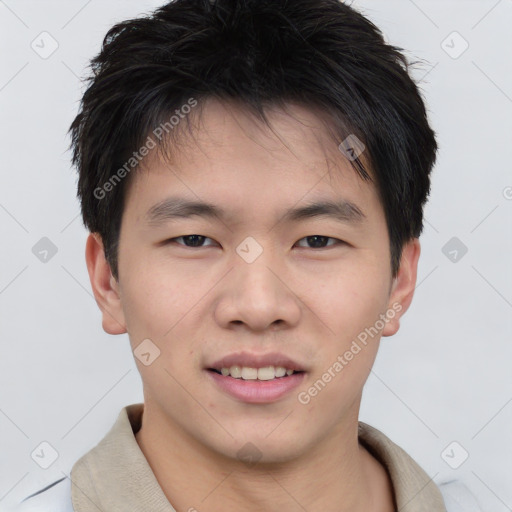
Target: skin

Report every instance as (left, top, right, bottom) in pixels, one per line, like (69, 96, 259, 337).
(86, 99, 420, 512)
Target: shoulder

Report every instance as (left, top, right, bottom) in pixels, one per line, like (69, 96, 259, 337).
(438, 480, 484, 512)
(358, 421, 483, 512)
(8, 477, 73, 512)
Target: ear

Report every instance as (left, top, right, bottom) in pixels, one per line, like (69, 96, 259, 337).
(85, 232, 127, 335)
(382, 238, 421, 337)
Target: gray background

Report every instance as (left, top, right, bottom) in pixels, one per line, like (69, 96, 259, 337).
(1, 0, 511, 510)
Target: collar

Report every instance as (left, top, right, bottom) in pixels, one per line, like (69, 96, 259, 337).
(71, 403, 446, 511)
(357, 421, 446, 511)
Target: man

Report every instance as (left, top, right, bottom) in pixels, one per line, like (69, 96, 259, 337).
(14, 0, 481, 510)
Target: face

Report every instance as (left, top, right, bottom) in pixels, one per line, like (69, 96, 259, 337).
(87, 99, 419, 464)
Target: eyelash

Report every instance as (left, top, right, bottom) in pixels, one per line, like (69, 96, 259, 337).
(164, 234, 345, 249)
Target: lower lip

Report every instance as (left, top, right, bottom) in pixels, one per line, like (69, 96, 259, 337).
(206, 370, 306, 404)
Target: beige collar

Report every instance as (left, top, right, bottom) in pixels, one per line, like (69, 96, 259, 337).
(357, 421, 446, 511)
(71, 403, 446, 511)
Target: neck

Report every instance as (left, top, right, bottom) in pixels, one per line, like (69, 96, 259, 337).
(134, 402, 395, 512)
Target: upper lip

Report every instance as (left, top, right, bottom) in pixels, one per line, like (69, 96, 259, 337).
(208, 351, 307, 372)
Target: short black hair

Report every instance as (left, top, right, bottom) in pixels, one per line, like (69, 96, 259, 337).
(69, 0, 438, 281)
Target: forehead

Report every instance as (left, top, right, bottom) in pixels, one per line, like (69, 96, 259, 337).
(155, 99, 371, 175)
(124, 98, 378, 222)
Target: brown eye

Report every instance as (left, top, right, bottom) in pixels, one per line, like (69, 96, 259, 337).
(166, 235, 217, 247)
(295, 236, 343, 249)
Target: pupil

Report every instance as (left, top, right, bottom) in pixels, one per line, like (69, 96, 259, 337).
(308, 235, 327, 248)
(185, 235, 204, 247)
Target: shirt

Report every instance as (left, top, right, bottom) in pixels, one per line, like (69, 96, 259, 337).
(12, 402, 482, 512)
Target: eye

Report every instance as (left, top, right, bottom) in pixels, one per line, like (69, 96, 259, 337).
(165, 235, 218, 248)
(295, 235, 344, 249)
(162, 235, 344, 250)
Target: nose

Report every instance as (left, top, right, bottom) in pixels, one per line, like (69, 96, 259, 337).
(213, 247, 302, 333)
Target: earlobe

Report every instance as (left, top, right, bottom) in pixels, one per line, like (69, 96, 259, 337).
(382, 238, 421, 337)
(85, 232, 127, 335)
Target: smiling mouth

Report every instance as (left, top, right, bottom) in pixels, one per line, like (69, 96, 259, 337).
(206, 364, 307, 403)
(207, 366, 305, 381)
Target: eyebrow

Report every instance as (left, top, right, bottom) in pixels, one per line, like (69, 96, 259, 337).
(145, 196, 366, 227)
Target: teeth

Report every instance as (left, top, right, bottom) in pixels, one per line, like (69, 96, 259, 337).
(218, 365, 297, 380)
(275, 367, 286, 377)
(257, 366, 275, 380)
(241, 367, 258, 380)
(230, 365, 242, 378)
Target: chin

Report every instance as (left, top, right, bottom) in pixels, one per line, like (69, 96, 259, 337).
(215, 432, 311, 467)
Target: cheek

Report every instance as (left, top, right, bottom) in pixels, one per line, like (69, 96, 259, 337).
(120, 265, 195, 341)
(298, 274, 386, 419)
(305, 264, 390, 342)
(120, 267, 210, 384)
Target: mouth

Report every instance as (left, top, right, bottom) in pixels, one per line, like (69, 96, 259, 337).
(205, 353, 308, 403)
(207, 366, 305, 380)
(207, 351, 307, 376)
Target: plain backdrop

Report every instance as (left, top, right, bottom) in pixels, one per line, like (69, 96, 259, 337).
(1, 0, 511, 510)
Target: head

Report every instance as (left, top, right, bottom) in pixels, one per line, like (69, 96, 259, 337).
(73, 0, 437, 464)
